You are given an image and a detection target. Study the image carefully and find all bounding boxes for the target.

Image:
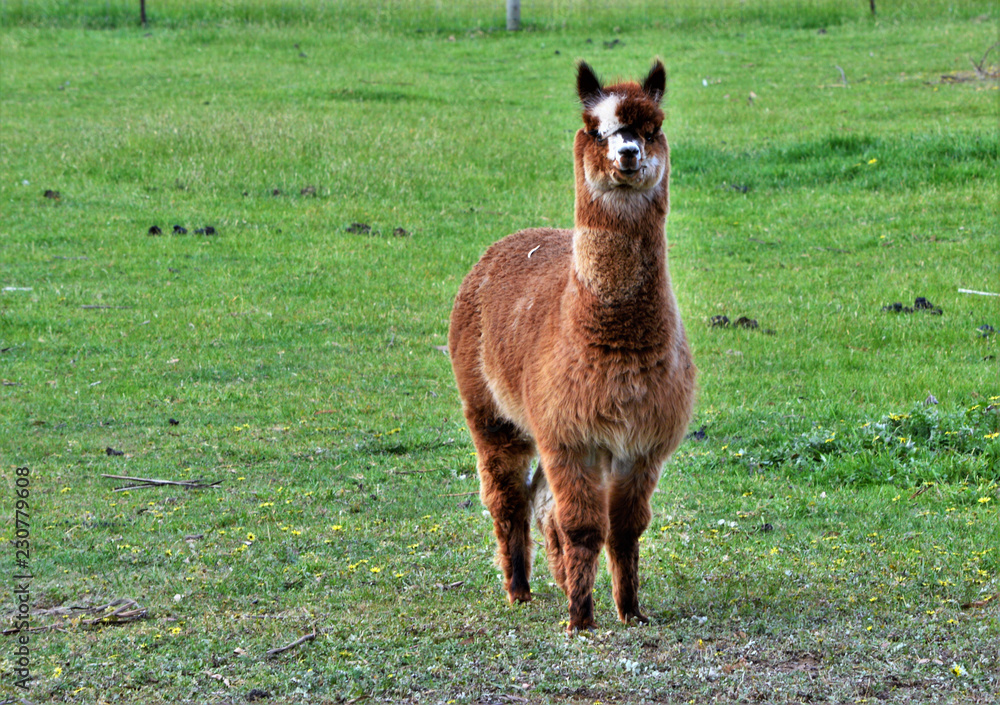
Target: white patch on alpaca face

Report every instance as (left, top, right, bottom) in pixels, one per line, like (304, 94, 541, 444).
(607, 132, 642, 164)
(591, 96, 645, 167)
(591, 95, 622, 138)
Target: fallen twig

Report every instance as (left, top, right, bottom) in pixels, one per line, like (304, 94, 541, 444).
(834, 65, 848, 87)
(958, 288, 999, 297)
(240, 613, 298, 620)
(1, 622, 69, 636)
(82, 598, 147, 627)
(3, 598, 147, 634)
(2, 600, 145, 634)
(3, 696, 39, 705)
(961, 593, 998, 610)
(266, 630, 317, 657)
(112, 481, 222, 491)
(101, 473, 223, 491)
(435, 581, 465, 591)
(970, 42, 1000, 79)
(438, 491, 478, 497)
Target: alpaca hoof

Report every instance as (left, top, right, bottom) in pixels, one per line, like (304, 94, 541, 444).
(508, 588, 532, 604)
(619, 608, 649, 625)
(567, 617, 597, 634)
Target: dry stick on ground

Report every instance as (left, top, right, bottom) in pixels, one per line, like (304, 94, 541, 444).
(970, 42, 1000, 79)
(961, 594, 999, 609)
(266, 629, 317, 658)
(2, 622, 68, 635)
(101, 473, 223, 491)
(3, 599, 149, 633)
(435, 581, 465, 591)
(958, 288, 1000, 297)
(438, 491, 478, 497)
(8, 696, 38, 705)
(82, 598, 147, 627)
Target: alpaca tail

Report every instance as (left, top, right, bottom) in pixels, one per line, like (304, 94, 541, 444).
(528, 461, 554, 535)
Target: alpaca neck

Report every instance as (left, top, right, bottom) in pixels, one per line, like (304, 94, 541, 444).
(571, 170, 670, 304)
(566, 170, 679, 352)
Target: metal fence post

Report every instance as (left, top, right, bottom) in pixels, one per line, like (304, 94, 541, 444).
(507, 0, 520, 31)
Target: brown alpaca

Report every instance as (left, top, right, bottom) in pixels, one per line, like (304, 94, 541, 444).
(448, 60, 696, 631)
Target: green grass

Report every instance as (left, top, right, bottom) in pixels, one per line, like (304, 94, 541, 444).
(1, 2, 998, 703)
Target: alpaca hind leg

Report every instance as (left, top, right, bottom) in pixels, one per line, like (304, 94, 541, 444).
(471, 418, 534, 604)
(606, 459, 659, 624)
(530, 463, 567, 592)
(542, 510, 568, 593)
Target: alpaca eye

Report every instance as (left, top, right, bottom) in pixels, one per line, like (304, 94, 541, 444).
(587, 129, 604, 142)
(645, 130, 660, 141)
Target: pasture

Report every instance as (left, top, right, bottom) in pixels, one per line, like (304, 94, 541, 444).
(1, 1, 998, 702)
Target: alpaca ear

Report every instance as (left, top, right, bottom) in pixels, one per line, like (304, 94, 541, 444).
(577, 61, 603, 106)
(642, 60, 667, 104)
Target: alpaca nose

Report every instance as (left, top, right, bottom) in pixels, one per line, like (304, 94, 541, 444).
(618, 144, 639, 159)
(617, 143, 640, 171)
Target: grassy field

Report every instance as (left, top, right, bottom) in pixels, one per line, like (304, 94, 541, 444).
(1, 1, 998, 703)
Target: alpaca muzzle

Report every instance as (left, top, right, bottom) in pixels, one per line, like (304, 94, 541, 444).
(608, 131, 642, 174)
(617, 144, 641, 173)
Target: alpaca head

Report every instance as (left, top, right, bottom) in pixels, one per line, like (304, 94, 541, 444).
(575, 60, 668, 198)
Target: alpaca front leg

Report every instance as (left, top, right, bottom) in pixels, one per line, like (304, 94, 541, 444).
(544, 454, 609, 631)
(557, 515, 605, 630)
(480, 479, 533, 603)
(606, 459, 659, 624)
(476, 449, 534, 604)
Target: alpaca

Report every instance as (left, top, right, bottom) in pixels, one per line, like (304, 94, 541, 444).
(448, 60, 696, 631)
